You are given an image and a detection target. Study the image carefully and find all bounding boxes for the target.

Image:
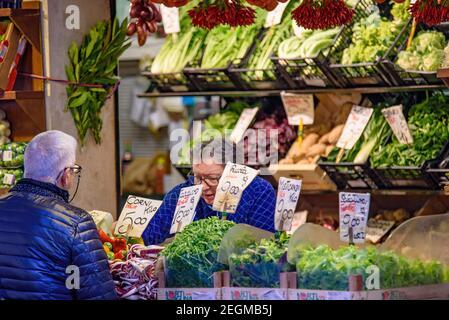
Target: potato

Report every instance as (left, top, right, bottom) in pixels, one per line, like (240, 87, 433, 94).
(300, 133, 320, 154)
(305, 143, 327, 158)
(279, 158, 294, 164)
(298, 159, 310, 165)
(328, 124, 345, 145)
(319, 132, 330, 144)
(286, 141, 301, 160)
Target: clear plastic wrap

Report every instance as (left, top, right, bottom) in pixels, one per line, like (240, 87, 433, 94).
(381, 213, 449, 266)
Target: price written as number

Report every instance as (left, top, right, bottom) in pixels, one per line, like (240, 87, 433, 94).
(275, 177, 302, 231)
(213, 163, 259, 214)
(339, 192, 370, 244)
(280, 92, 314, 126)
(170, 184, 203, 234)
(382, 105, 413, 145)
(337, 106, 374, 150)
(115, 196, 163, 238)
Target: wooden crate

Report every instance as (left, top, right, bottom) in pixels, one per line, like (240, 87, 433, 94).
(288, 272, 449, 300)
(269, 164, 336, 191)
(157, 271, 222, 300)
(221, 271, 288, 301)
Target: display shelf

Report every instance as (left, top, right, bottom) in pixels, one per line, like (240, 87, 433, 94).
(138, 84, 446, 98)
(0, 90, 44, 100)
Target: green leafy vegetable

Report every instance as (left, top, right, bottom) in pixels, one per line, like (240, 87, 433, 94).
(161, 217, 235, 288)
(296, 245, 449, 290)
(371, 93, 449, 167)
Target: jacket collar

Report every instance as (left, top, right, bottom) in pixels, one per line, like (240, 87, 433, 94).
(11, 178, 70, 203)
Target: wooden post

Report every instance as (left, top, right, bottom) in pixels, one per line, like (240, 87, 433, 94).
(222, 270, 231, 287)
(349, 274, 363, 291)
(158, 272, 166, 289)
(287, 272, 297, 289)
(213, 272, 222, 288)
(280, 273, 288, 289)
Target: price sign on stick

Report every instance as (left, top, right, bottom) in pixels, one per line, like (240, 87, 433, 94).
(230, 107, 259, 144)
(160, 5, 180, 34)
(382, 105, 413, 145)
(170, 185, 203, 234)
(213, 163, 259, 214)
(280, 92, 314, 126)
(265, 1, 290, 28)
(275, 177, 302, 231)
(2, 150, 12, 162)
(337, 106, 374, 150)
(115, 196, 163, 238)
(339, 192, 371, 244)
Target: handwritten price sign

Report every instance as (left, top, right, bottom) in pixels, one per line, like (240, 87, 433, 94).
(170, 184, 203, 234)
(275, 177, 302, 231)
(382, 105, 413, 145)
(230, 107, 259, 144)
(160, 5, 180, 34)
(337, 106, 373, 150)
(339, 192, 371, 244)
(213, 163, 259, 214)
(280, 92, 314, 126)
(115, 196, 163, 238)
(265, 1, 290, 28)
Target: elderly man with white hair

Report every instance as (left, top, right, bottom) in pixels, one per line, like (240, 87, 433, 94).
(0, 130, 117, 300)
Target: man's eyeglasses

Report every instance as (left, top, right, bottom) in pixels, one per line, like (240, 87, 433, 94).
(188, 171, 220, 187)
(56, 164, 82, 203)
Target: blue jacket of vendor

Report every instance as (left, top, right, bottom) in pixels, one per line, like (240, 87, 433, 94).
(142, 176, 276, 245)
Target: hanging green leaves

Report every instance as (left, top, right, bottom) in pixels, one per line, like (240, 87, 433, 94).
(65, 18, 131, 145)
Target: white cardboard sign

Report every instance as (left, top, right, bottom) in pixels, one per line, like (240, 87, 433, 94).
(115, 196, 163, 238)
(230, 108, 258, 144)
(280, 92, 314, 125)
(275, 177, 302, 231)
(337, 106, 373, 150)
(339, 192, 371, 244)
(213, 163, 259, 214)
(160, 5, 180, 34)
(265, 1, 290, 28)
(382, 105, 413, 145)
(170, 185, 203, 234)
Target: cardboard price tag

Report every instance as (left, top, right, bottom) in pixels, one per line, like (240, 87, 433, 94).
(170, 184, 202, 234)
(2, 173, 15, 185)
(264, 1, 290, 28)
(275, 177, 302, 231)
(382, 105, 413, 145)
(337, 106, 373, 150)
(115, 196, 163, 238)
(366, 219, 395, 244)
(2, 150, 12, 162)
(213, 163, 259, 214)
(160, 5, 180, 34)
(339, 192, 371, 244)
(230, 107, 258, 143)
(280, 92, 314, 125)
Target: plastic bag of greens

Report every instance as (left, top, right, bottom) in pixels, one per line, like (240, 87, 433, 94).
(161, 217, 235, 288)
(0, 142, 27, 168)
(228, 235, 290, 288)
(382, 213, 449, 266)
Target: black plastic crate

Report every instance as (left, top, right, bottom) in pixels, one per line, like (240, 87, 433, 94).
(319, 161, 382, 190)
(372, 165, 438, 189)
(327, 1, 412, 87)
(141, 70, 199, 93)
(424, 140, 449, 190)
(183, 61, 241, 91)
(227, 29, 294, 90)
(381, 22, 449, 86)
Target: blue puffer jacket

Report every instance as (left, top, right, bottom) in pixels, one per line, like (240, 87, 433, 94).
(0, 178, 117, 300)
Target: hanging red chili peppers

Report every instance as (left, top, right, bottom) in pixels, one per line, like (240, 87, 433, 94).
(291, 0, 354, 30)
(410, 0, 449, 26)
(188, 0, 256, 29)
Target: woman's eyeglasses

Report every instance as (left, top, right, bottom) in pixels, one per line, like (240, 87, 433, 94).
(188, 171, 220, 187)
